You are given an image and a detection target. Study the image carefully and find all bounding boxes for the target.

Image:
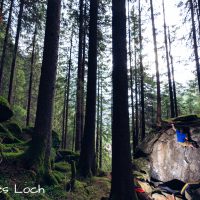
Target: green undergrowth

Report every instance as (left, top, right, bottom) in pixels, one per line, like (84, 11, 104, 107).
(0, 162, 111, 200)
(0, 120, 110, 199)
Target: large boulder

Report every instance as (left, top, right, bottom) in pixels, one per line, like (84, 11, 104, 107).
(0, 96, 13, 122)
(138, 127, 200, 183)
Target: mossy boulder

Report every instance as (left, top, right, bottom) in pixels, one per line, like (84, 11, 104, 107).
(162, 115, 200, 127)
(173, 115, 198, 122)
(56, 150, 80, 163)
(0, 96, 13, 122)
(54, 161, 71, 173)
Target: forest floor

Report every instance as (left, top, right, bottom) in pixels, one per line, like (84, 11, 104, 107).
(0, 161, 111, 200)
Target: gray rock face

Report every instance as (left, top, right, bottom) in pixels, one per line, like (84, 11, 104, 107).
(140, 128, 200, 182)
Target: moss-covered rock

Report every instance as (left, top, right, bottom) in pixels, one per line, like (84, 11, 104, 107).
(0, 96, 13, 122)
(133, 158, 151, 181)
(56, 150, 80, 163)
(173, 114, 198, 122)
(54, 161, 71, 173)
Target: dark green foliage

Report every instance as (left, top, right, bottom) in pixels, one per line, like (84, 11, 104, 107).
(3, 122, 23, 140)
(53, 170, 66, 183)
(52, 130, 61, 150)
(0, 96, 13, 122)
(0, 123, 21, 143)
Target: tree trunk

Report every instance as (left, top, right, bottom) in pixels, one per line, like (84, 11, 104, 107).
(109, 0, 137, 198)
(128, 0, 135, 156)
(63, 31, 73, 149)
(72, 114, 76, 151)
(26, 25, 37, 127)
(79, 0, 98, 177)
(150, 0, 162, 126)
(168, 27, 178, 117)
(75, 0, 84, 152)
(162, 0, 175, 117)
(81, 2, 87, 138)
(0, 0, 14, 92)
(25, 0, 61, 179)
(190, 0, 200, 92)
(96, 67, 100, 169)
(8, 0, 24, 104)
(139, 0, 145, 141)
(134, 18, 139, 148)
(99, 78, 103, 169)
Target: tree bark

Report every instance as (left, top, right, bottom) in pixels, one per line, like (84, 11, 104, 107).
(134, 17, 139, 148)
(162, 0, 175, 117)
(63, 31, 73, 149)
(96, 67, 100, 169)
(139, 0, 145, 140)
(0, 0, 14, 92)
(168, 27, 178, 117)
(79, 0, 98, 177)
(150, 0, 162, 126)
(75, 0, 84, 152)
(26, 25, 37, 127)
(99, 78, 103, 169)
(128, 0, 135, 156)
(25, 0, 61, 178)
(109, 0, 137, 198)
(8, 0, 24, 104)
(189, 0, 200, 92)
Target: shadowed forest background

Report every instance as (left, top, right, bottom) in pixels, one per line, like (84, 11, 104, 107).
(0, 0, 200, 199)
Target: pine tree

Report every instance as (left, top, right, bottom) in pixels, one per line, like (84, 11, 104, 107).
(24, 0, 61, 181)
(162, 0, 175, 117)
(26, 24, 37, 126)
(79, 0, 98, 177)
(0, 0, 14, 92)
(150, 0, 161, 126)
(189, 0, 200, 92)
(139, 0, 145, 140)
(109, 0, 137, 198)
(8, 0, 25, 103)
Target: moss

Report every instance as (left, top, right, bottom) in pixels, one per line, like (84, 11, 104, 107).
(3, 151, 24, 161)
(0, 96, 13, 122)
(172, 115, 198, 122)
(133, 158, 150, 181)
(54, 161, 71, 173)
(53, 170, 67, 183)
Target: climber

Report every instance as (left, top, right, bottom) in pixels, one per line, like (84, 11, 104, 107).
(171, 123, 198, 148)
